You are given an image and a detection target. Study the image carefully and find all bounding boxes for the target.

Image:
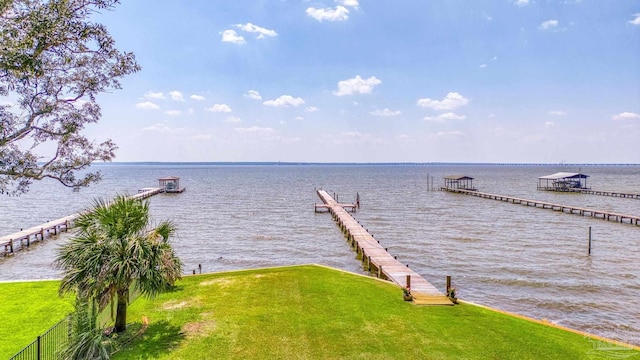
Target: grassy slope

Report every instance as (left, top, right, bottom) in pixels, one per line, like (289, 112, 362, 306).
(0, 280, 74, 359)
(113, 265, 636, 359)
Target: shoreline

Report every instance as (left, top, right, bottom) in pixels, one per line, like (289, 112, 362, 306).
(3, 264, 638, 349)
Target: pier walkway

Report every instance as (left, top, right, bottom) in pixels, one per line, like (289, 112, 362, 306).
(442, 188, 640, 226)
(568, 189, 640, 199)
(316, 189, 451, 305)
(1, 187, 164, 255)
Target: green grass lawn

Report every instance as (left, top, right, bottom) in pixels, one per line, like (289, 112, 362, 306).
(0, 280, 74, 359)
(112, 265, 638, 359)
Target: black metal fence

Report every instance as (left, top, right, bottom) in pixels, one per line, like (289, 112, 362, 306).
(9, 314, 72, 360)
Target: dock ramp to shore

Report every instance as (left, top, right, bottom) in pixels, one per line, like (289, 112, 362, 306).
(316, 189, 452, 305)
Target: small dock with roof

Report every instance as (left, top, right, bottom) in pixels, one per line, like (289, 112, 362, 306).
(537, 172, 639, 199)
(158, 176, 186, 193)
(443, 175, 477, 191)
(537, 172, 590, 191)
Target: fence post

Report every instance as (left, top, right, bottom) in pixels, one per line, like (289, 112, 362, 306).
(37, 335, 41, 360)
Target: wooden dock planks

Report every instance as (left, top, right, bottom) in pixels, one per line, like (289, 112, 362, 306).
(442, 188, 640, 226)
(572, 189, 640, 199)
(1, 187, 164, 255)
(316, 189, 452, 305)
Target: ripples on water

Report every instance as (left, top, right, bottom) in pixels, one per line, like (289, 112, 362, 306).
(0, 164, 638, 345)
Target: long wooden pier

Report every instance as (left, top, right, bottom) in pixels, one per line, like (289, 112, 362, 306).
(1, 187, 164, 255)
(569, 189, 640, 199)
(316, 189, 452, 305)
(442, 188, 640, 226)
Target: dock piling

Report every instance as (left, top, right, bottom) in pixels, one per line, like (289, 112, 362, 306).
(588, 226, 592, 255)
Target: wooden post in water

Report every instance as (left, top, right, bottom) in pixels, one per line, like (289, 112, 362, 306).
(446, 275, 452, 294)
(588, 226, 591, 256)
(406, 275, 411, 289)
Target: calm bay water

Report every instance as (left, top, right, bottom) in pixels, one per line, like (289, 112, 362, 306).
(1, 164, 639, 345)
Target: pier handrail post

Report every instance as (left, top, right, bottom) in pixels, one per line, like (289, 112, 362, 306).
(446, 276, 452, 294)
(406, 275, 411, 289)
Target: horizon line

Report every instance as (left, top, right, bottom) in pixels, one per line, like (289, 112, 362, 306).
(91, 161, 640, 166)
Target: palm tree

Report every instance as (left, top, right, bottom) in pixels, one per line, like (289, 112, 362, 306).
(56, 195, 183, 333)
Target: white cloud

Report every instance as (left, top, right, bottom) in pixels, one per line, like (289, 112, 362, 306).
(136, 101, 160, 110)
(169, 91, 184, 101)
(337, 0, 359, 8)
(514, 0, 529, 6)
(549, 110, 567, 116)
(630, 14, 640, 26)
(479, 64, 487, 69)
(326, 131, 388, 145)
(544, 121, 556, 128)
(424, 112, 466, 122)
(417, 92, 469, 110)
(295, 116, 304, 121)
(221, 29, 246, 44)
(235, 23, 277, 39)
(306, 6, 349, 22)
(225, 116, 242, 123)
(190, 95, 205, 101)
(245, 90, 262, 100)
(540, 20, 559, 30)
(144, 91, 165, 100)
(305, 106, 319, 112)
(334, 75, 382, 96)
(165, 110, 181, 116)
(235, 126, 276, 133)
(263, 95, 305, 107)
(370, 108, 401, 117)
(431, 131, 466, 139)
(612, 112, 640, 121)
(206, 104, 233, 113)
(142, 123, 184, 133)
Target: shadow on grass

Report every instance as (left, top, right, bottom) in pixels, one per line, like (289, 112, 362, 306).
(113, 320, 185, 359)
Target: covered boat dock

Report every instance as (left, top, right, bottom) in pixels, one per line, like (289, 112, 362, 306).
(537, 172, 589, 192)
(443, 175, 477, 191)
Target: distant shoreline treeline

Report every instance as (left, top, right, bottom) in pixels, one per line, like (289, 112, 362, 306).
(90, 162, 640, 167)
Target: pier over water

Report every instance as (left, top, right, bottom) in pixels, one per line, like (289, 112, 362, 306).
(442, 187, 640, 226)
(316, 189, 452, 305)
(1, 187, 164, 255)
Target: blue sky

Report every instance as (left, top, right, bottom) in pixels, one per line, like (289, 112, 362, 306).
(90, 1, 640, 163)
